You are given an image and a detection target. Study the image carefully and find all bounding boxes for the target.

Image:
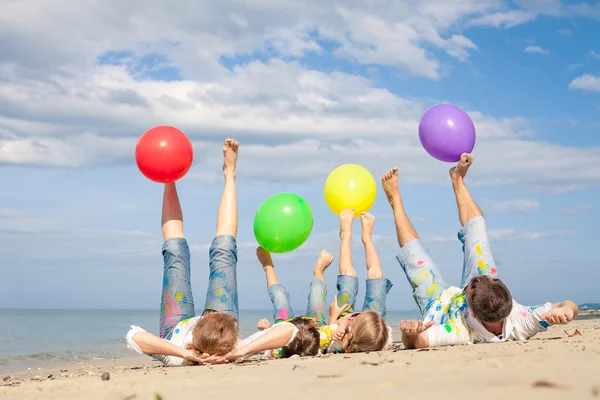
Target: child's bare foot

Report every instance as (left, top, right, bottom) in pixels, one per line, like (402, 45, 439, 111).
(360, 212, 375, 243)
(381, 167, 400, 206)
(449, 153, 473, 181)
(313, 250, 333, 277)
(256, 246, 273, 270)
(339, 209, 354, 240)
(223, 138, 239, 178)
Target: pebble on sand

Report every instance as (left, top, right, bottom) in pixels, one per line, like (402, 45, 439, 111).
(101, 372, 110, 381)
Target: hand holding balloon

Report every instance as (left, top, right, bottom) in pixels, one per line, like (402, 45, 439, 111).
(419, 104, 476, 162)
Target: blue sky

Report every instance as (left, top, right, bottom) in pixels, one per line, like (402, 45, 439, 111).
(0, 0, 599, 312)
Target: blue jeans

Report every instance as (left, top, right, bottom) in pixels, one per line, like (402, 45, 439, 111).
(159, 235, 239, 339)
(335, 275, 393, 320)
(268, 278, 328, 326)
(396, 216, 498, 316)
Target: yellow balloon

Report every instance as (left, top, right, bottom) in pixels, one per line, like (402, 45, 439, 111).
(324, 164, 376, 218)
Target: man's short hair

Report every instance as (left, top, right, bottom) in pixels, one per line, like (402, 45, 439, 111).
(466, 275, 513, 323)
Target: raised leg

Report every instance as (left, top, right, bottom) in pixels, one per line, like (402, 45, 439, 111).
(204, 139, 240, 320)
(257, 247, 296, 323)
(306, 250, 333, 326)
(381, 168, 419, 247)
(450, 154, 498, 287)
(159, 183, 195, 339)
(382, 167, 448, 317)
(336, 209, 358, 318)
(360, 212, 393, 319)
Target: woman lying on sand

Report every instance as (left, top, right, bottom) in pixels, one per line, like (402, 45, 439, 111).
(125, 139, 316, 365)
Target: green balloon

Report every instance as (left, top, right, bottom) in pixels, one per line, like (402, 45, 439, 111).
(254, 193, 314, 253)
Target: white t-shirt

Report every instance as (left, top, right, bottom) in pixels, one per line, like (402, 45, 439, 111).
(126, 317, 298, 366)
(424, 286, 553, 347)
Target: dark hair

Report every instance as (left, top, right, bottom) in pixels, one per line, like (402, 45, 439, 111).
(280, 317, 320, 358)
(466, 276, 513, 323)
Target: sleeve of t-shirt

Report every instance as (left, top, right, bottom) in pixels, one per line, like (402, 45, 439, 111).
(510, 302, 553, 340)
(426, 321, 471, 348)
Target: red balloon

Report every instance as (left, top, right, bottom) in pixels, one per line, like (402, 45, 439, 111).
(135, 126, 194, 183)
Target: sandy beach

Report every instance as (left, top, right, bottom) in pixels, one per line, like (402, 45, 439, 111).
(2, 312, 599, 400)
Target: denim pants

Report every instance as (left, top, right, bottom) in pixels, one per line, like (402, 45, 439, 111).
(159, 235, 239, 339)
(396, 216, 498, 316)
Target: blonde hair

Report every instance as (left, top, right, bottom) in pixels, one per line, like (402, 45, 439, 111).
(342, 310, 388, 353)
(184, 312, 239, 364)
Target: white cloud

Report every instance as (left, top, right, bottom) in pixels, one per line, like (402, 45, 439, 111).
(0, 61, 599, 193)
(569, 74, 600, 92)
(470, 10, 537, 28)
(486, 199, 541, 213)
(557, 28, 573, 36)
(589, 50, 600, 59)
(427, 228, 577, 243)
(556, 205, 587, 215)
(523, 45, 550, 54)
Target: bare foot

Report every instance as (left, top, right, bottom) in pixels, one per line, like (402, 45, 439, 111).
(381, 167, 400, 205)
(223, 138, 239, 178)
(256, 246, 273, 270)
(313, 250, 333, 276)
(339, 208, 354, 240)
(360, 212, 375, 243)
(449, 153, 473, 181)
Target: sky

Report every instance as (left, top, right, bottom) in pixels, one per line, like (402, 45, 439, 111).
(1, 0, 599, 312)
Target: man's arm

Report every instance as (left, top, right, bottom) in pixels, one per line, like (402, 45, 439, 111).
(401, 320, 470, 349)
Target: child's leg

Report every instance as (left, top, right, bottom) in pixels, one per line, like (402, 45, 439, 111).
(306, 250, 333, 326)
(382, 168, 448, 317)
(160, 183, 195, 339)
(336, 209, 359, 318)
(360, 212, 393, 320)
(450, 154, 498, 288)
(257, 247, 296, 322)
(204, 139, 240, 320)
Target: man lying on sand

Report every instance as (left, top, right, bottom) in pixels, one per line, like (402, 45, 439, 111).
(381, 154, 579, 349)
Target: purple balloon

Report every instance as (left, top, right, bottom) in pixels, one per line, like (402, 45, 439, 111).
(419, 104, 476, 162)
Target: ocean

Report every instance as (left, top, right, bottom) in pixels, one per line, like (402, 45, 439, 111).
(0, 309, 420, 372)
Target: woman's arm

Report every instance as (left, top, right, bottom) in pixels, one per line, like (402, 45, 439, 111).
(226, 324, 296, 360)
(131, 331, 187, 357)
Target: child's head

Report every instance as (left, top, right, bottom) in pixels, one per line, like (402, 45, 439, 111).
(280, 317, 320, 358)
(466, 275, 513, 323)
(189, 312, 239, 357)
(342, 310, 388, 353)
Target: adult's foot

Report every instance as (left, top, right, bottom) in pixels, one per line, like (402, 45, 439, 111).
(449, 153, 474, 181)
(381, 167, 400, 206)
(360, 212, 375, 243)
(222, 138, 239, 179)
(339, 208, 354, 240)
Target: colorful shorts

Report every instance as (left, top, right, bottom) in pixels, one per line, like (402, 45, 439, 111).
(396, 216, 498, 316)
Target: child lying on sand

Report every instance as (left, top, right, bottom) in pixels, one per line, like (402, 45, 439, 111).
(240, 211, 395, 360)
